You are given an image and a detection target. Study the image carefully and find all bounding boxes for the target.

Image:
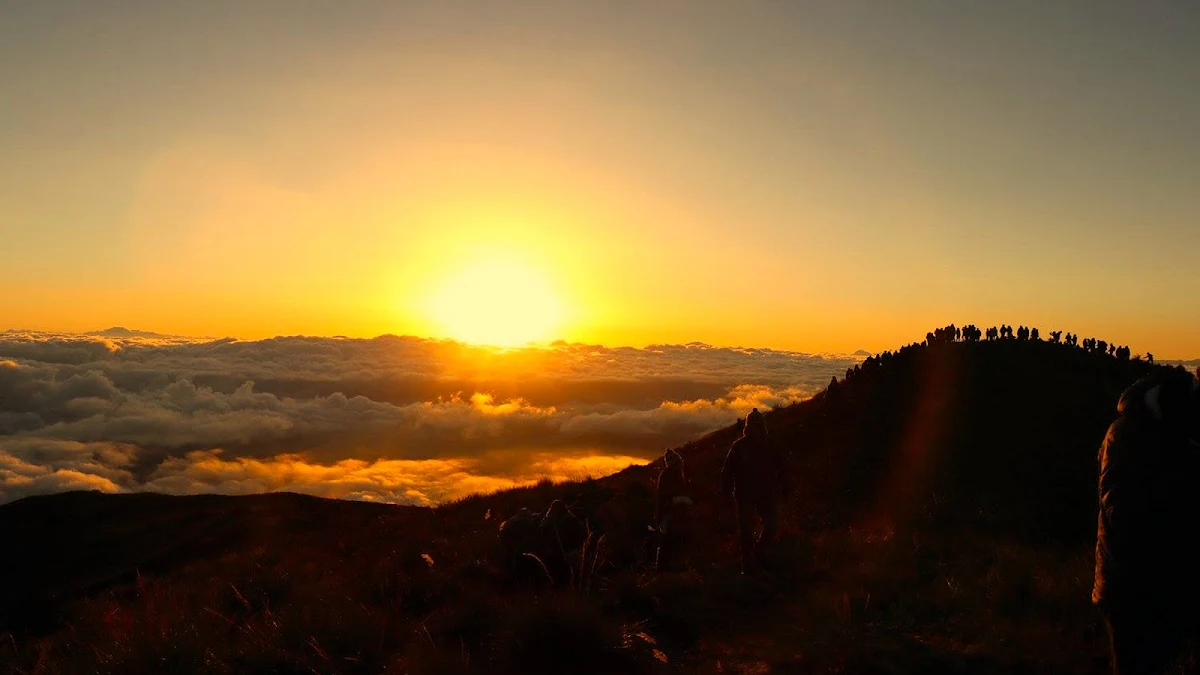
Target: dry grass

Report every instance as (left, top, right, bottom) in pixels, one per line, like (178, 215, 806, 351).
(0, 499, 1125, 675)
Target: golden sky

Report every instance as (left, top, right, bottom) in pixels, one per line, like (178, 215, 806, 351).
(3, 2, 1199, 357)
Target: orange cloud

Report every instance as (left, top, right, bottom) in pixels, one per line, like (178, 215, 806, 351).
(138, 450, 644, 506)
(0, 331, 853, 504)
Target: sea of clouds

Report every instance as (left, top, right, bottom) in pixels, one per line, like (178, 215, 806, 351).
(0, 329, 859, 506)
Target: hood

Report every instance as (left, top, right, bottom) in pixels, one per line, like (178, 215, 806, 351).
(1117, 369, 1198, 422)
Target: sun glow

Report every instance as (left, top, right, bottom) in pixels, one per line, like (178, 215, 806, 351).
(426, 257, 566, 346)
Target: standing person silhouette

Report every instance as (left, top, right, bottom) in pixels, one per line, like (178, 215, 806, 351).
(539, 500, 587, 586)
(1094, 367, 1200, 674)
(653, 449, 695, 571)
(722, 408, 789, 575)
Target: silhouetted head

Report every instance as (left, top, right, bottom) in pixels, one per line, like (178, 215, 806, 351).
(1120, 368, 1200, 445)
(546, 499, 567, 519)
(663, 449, 684, 468)
(743, 408, 766, 437)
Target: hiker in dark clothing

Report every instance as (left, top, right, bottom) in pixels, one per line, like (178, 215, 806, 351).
(540, 499, 588, 585)
(498, 507, 546, 584)
(722, 408, 790, 574)
(1094, 367, 1200, 675)
(654, 449, 696, 571)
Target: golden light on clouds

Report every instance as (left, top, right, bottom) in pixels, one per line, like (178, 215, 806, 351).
(0, 330, 861, 505)
(8, 448, 650, 508)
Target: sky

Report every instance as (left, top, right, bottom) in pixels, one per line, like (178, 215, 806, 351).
(3, 1, 1199, 357)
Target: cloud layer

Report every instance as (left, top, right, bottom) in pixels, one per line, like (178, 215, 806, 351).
(0, 331, 856, 505)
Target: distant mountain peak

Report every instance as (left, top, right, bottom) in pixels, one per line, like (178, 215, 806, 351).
(87, 327, 163, 338)
(852, 349, 872, 357)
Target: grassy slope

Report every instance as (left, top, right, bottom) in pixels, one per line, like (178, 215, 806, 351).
(1, 337, 1184, 674)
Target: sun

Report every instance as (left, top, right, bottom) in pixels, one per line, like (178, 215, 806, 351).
(427, 258, 566, 346)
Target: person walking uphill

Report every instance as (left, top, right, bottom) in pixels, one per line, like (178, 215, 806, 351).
(1093, 367, 1200, 675)
(540, 500, 588, 586)
(722, 408, 790, 575)
(654, 449, 696, 571)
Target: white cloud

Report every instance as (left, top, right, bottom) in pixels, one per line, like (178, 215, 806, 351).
(0, 331, 855, 504)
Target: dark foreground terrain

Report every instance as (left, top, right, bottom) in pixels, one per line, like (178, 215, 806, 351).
(2, 332, 1190, 674)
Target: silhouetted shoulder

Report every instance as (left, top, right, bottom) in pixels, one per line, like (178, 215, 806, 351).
(1098, 416, 1132, 469)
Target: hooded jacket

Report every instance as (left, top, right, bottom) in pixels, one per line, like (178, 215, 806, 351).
(1093, 368, 1200, 608)
(721, 423, 789, 502)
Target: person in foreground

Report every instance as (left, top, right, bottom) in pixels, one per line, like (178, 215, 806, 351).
(722, 408, 790, 575)
(654, 449, 696, 571)
(540, 499, 587, 585)
(1094, 366, 1200, 674)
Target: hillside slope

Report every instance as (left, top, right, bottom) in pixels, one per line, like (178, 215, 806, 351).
(1, 334, 1178, 674)
(672, 336, 1151, 542)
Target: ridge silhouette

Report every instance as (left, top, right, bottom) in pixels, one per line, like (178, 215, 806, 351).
(0, 326, 1184, 673)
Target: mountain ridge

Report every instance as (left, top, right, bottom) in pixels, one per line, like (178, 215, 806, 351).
(1, 330, 1180, 673)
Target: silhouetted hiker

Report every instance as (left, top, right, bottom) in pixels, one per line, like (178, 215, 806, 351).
(654, 449, 696, 571)
(722, 408, 790, 575)
(1093, 367, 1200, 675)
(540, 499, 587, 585)
(498, 507, 543, 581)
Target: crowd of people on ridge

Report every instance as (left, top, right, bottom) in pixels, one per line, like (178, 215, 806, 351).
(920, 321, 1138, 355)
(838, 323, 1152, 385)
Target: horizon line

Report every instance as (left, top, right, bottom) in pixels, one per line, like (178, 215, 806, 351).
(0, 325, 871, 358)
(3, 324, 1198, 362)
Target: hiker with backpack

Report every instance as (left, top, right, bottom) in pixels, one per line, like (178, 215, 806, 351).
(722, 408, 791, 575)
(653, 449, 696, 571)
(540, 499, 588, 585)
